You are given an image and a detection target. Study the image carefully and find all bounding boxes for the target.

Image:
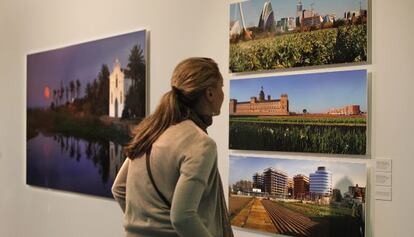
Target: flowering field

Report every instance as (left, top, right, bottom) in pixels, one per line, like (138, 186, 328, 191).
(229, 25, 367, 73)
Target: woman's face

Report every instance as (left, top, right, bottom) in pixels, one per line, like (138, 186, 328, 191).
(211, 77, 224, 116)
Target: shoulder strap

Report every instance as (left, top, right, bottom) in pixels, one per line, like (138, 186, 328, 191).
(145, 150, 171, 208)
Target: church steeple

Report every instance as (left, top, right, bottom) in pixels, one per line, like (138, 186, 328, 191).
(114, 58, 121, 69)
(259, 86, 265, 101)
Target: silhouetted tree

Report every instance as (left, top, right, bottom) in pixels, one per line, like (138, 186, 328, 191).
(70, 80, 75, 102)
(76, 79, 81, 99)
(124, 44, 146, 119)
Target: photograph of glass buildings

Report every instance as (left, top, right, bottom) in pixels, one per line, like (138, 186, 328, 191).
(229, 0, 368, 73)
(229, 155, 367, 237)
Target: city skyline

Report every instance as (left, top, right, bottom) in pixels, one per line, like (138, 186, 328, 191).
(230, 155, 367, 194)
(230, 0, 368, 28)
(230, 70, 367, 114)
(27, 30, 146, 109)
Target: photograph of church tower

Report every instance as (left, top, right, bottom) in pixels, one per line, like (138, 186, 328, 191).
(109, 58, 132, 118)
(26, 29, 147, 198)
(229, 70, 368, 155)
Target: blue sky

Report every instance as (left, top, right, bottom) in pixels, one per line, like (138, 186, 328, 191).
(230, 0, 367, 28)
(229, 155, 367, 194)
(27, 30, 146, 109)
(230, 70, 367, 114)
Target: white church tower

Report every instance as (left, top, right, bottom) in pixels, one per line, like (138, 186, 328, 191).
(109, 58, 131, 118)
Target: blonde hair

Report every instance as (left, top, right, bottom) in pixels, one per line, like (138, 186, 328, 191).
(124, 57, 222, 159)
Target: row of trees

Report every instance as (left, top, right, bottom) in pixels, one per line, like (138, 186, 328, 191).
(51, 79, 82, 107)
(50, 44, 146, 120)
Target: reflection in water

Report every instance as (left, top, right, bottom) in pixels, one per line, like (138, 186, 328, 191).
(109, 141, 124, 183)
(27, 133, 126, 198)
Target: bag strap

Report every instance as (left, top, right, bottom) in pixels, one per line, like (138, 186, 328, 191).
(145, 150, 171, 208)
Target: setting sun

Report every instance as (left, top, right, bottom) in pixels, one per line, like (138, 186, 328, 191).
(43, 86, 50, 100)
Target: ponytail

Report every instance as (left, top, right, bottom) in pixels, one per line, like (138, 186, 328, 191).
(124, 57, 222, 159)
(124, 90, 190, 159)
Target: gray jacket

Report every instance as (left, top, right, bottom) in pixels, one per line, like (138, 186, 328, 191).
(112, 120, 225, 237)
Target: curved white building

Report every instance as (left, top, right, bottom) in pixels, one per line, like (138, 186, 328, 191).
(309, 166, 332, 196)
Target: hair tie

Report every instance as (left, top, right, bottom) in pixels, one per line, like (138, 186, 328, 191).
(171, 86, 192, 107)
(171, 85, 181, 95)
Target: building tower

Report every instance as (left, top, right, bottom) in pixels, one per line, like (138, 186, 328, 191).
(109, 58, 131, 118)
(293, 174, 310, 199)
(309, 166, 332, 198)
(263, 167, 288, 198)
(280, 94, 289, 111)
(296, 0, 303, 30)
(253, 172, 264, 191)
(259, 86, 265, 101)
(229, 99, 237, 115)
(258, 0, 276, 32)
(297, 0, 303, 17)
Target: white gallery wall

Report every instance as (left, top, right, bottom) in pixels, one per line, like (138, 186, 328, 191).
(0, 0, 413, 237)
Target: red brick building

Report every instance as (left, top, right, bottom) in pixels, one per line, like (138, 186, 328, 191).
(229, 87, 289, 116)
(328, 105, 361, 115)
(293, 174, 310, 200)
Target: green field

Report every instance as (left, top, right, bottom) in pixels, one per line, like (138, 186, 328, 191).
(229, 116, 366, 154)
(230, 25, 367, 72)
(275, 201, 352, 218)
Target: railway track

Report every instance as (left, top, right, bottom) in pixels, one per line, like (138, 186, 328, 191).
(262, 200, 318, 237)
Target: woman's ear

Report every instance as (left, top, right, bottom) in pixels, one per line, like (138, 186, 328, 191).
(205, 87, 214, 102)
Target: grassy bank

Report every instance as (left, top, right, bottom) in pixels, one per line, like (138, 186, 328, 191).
(27, 108, 130, 144)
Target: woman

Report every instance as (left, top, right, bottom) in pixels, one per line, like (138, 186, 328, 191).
(112, 57, 234, 237)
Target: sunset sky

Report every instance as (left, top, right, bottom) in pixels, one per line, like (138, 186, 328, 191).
(27, 30, 146, 109)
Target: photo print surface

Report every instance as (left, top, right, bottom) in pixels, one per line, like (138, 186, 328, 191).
(229, 70, 368, 155)
(229, 155, 367, 237)
(229, 0, 368, 73)
(26, 29, 147, 198)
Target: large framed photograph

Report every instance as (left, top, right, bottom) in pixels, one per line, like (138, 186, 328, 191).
(229, 0, 369, 73)
(26, 29, 147, 198)
(229, 155, 367, 237)
(229, 70, 368, 155)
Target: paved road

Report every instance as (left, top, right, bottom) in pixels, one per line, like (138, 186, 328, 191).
(231, 197, 278, 233)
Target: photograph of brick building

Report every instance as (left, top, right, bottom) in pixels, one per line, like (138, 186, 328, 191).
(229, 70, 368, 155)
(229, 87, 289, 116)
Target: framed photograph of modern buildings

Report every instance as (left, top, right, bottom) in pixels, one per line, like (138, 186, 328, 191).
(229, 0, 369, 73)
(229, 69, 368, 155)
(229, 155, 367, 237)
(26, 29, 147, 198)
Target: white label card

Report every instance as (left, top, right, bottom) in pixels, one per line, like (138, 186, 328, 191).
(375, 172, 392, 187)
(375, 186, 392, 201)
(376, 159, 392, 173)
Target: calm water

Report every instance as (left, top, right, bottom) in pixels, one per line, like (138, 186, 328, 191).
(27, 133, 126, 198)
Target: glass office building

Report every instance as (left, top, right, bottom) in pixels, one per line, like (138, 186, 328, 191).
(309, 166, 332, 196)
